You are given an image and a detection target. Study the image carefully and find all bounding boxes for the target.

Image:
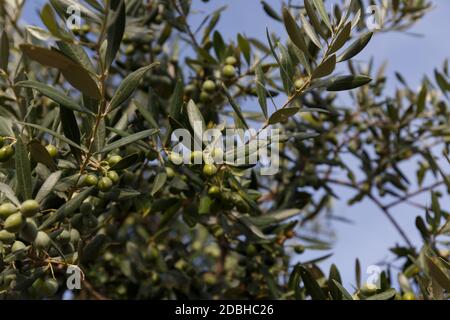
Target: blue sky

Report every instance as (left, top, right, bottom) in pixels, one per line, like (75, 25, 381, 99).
(22, 0, 450, 289)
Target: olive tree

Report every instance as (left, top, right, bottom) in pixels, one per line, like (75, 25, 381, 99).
(0, 0, 448, 300)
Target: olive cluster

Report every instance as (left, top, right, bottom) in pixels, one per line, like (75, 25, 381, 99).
(81, 154, 122, 192)
(184, 55, 238, 104)
(0, 137, 15, 162)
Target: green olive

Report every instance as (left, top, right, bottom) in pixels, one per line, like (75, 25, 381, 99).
(82, 214, 98, 229)
(84, 174, 98, 186)
(97, 177, 114, 192)
(199, 91, 211, 103)
(107, 155, 123, 166)
(0, 230, 15, 243)
(294, 245, 305, 254)
(45, 144, 58, 158)
(294, 79, 304, 90)
(4, 145, 13, 157)
(56, 230, 71, 244)
(0, 146, 10, 162)
(225, 56, 237, 66)
(42, 278, 59, 297)
(165, 167, 175, 178)
(34, 231, 51, 251)
(402, 292, 416, 300)
(11, 240, 27, 259)
(20, 200, 40, 218)
(246, 244, 257, 256)
(4, 212, 25, 233)
(202, 80, 216, 93)
(20, 219, 38, 242)
(70, 229, 81, 245)
(0, 203, 18, 219)
(80, 202, 93, 215)
(169, 152, 183, 165)
(203, 164, 218, 176)
(190, 150, 203, 164)
(222, 65, 236, 78)
(208, 186, 220, 197)
(125, 44, 135, 56)
(107, 170, 120, 184)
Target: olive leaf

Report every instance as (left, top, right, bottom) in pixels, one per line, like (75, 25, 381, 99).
(298, 265, 327, 300)
(255, 63, 268, 119)
(326, 75, 372, 91)
(60, 106, 82, 162)
(268, 107, 299, 125)
(329, 21, 352, 54)
(35, 171, 62, 203)
(109, 62, 159, 110)
(98, 129, 158, 154)
(151, 172, 167, 196)
(28, 140, 57, 171)
(312, 54, 336, 79)
(337, 32, 373, 62)
(0, 182, 21, 206)
(15, 81, 93, 115)
(15, 136, 33, 201)
(1, 31, 9, 72)
(282, 7, 310, 56)
(105, 0, 126, 69)
(20, 44, 100, 99)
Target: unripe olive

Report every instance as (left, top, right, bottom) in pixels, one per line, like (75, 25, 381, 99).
(0, 145, 11, 162)
(225, 56, 237, 66)
(190, 150, 203, 164)
(211, 147, 223, 160)
(0, 229, 15, 243)
(199, 91, 211, 103)
(70, 229, 81, 245)
(169, 152, 183, 165)
(107, 155, 123, 166)
(222, 65, 236, 78)
(70, 213, 83, 230)
(45, 144, 58, 158)
(203, 164, 218, 176)
(165, 167, 175, 178)
(402, 292, 416, 300)
(80, 202, 93, 215)
(4, 145, 13, 157)
(34, 231, 51, 251)
(97, 177, 113, 192)
(4, 212, 25, 233)
(82, 213, 98, 229)
(20, 219, 38, 242)
(56, 230, 71, 244)
(12, 240, 27, 259)
(84, 174, 98, 186)
(125, 44, 135, 56)
(294, 245, 305, 254)
(20, 200, 40, 218)
(42, 278, 59, 297)
(81, 24, 90, 33)
(0, 203, 18, 219)
(246, 244, 257, 256)
(107, 170, 120, 184)
(184, 84, 197, 95)
(12, 240, 26, 252)
(202, 80, 216, 93)
(208, 186, 220, 197)
(294, 79, 304, 90)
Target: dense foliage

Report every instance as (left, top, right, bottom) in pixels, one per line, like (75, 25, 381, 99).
(0, 0, 449, 300)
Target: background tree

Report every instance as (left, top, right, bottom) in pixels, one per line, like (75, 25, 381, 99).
(0, 0, 448, 300)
